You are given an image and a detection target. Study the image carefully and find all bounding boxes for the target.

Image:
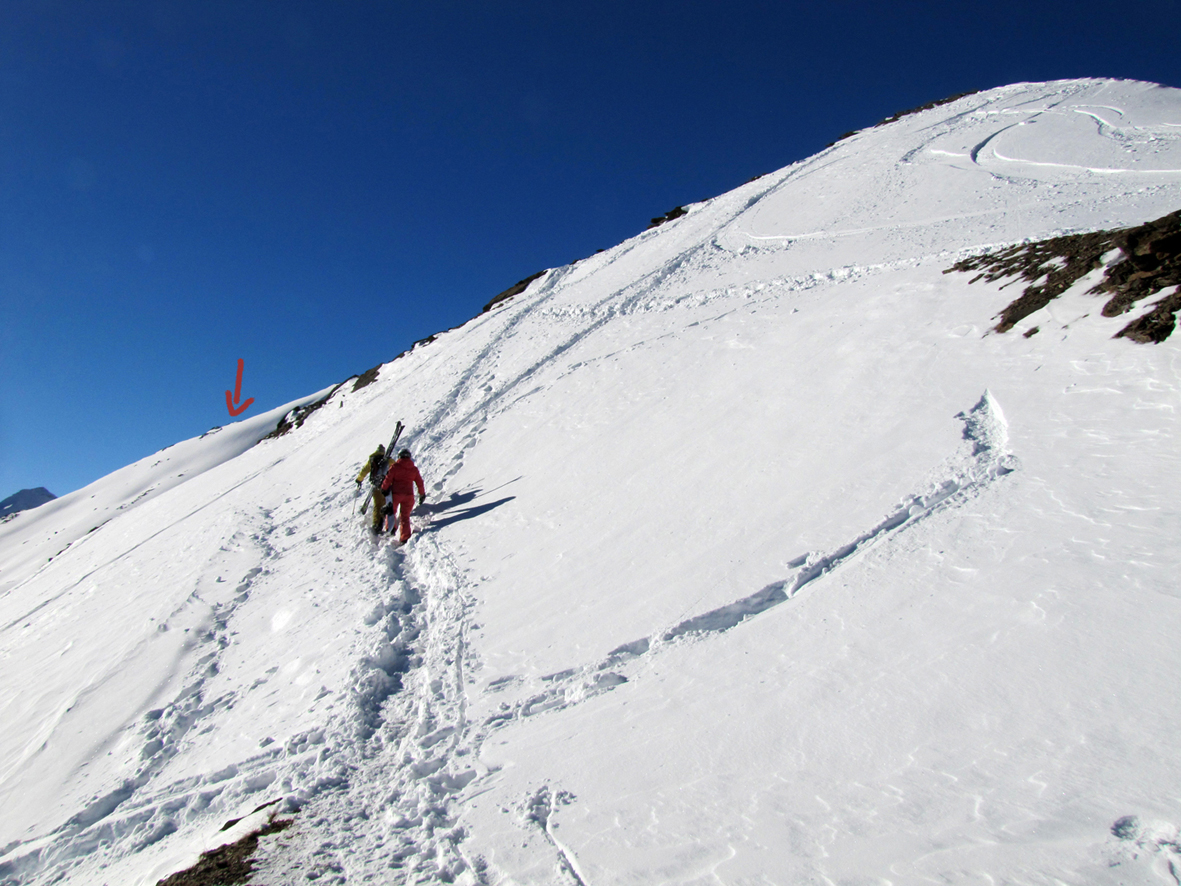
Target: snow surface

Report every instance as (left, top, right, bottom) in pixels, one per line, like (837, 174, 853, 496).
(2, 78, 1181, 885)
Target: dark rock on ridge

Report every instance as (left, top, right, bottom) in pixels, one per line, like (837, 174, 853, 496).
(155, 816, 292, 886)
(647, 206, 688, 229)
(947, 209, 1181, 343)
(1, 487, 56, 518)
(483, 270, 547, 313)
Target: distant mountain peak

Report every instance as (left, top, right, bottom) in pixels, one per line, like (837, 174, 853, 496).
(0, 486, 56, 518)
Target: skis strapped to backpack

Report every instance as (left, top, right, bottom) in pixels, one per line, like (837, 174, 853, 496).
(387, 421, 405, 456)
(360, 421, 404, 516)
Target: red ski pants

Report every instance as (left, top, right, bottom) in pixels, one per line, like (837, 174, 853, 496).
(388, 493, 416, 542)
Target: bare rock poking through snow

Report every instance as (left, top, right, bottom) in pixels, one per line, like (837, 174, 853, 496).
(2, 78, 1181, 886)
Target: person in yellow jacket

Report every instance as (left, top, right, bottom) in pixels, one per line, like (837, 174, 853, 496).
(355, 444, 389, 533)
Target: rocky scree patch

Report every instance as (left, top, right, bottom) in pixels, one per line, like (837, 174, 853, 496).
(946, 209, 1181, 343)
(647, 205, 688, 229)
(483, 269, 548, 313)
(154, 815, 292, 886)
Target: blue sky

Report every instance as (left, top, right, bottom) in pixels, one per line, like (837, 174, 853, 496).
(2, 0, 1179, 497)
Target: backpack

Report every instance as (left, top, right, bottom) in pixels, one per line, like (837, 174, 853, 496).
(368, 453, 388, 486)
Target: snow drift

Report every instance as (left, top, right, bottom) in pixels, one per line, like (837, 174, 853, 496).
(2, 78, 1181, 885)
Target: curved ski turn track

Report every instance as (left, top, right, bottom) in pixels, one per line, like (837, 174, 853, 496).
(2, 78, 1181, 885)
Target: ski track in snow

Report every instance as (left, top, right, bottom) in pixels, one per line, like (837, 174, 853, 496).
(0, 492, 449, 884)
(0, 277, 1033, 884)
(3, 78, 1179, 884)
(405, 175, 793, 470)
(246, 526, 487, 884)
(250, 393, 1019, 885)
(45, 379, 1016, 886)
(471, 391, 1017, 727)
(523, 787, 588, 886)
(357, 82, 1179, 517)
(0, 170, 808, 886)
(0, 451, 296, 634)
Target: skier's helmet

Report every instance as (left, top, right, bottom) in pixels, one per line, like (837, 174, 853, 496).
(398, 449, 411, 459)
(376, 444, 385, 454)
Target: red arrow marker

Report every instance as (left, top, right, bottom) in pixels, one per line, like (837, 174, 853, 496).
(225, 359, 255, 417)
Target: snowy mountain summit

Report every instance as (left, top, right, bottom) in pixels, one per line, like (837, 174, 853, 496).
(0, 489, 55, 520)
(2, 78, 1181, 885)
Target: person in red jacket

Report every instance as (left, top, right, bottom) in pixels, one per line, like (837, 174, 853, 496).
(380, 449, 426, 542)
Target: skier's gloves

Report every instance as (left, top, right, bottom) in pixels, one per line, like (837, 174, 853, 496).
(418, 494, 425, 506)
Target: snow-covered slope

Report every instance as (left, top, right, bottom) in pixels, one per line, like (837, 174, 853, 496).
(0, 393, 331, 597)
(2, 78, 1181, 886)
